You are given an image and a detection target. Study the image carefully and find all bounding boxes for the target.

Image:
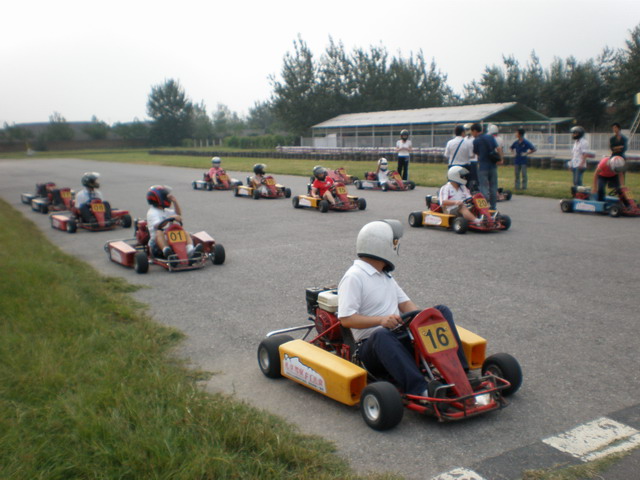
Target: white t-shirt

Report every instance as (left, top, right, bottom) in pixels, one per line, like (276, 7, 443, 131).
(147, 206, 176, 246)
(396, 139, 412, 157)
(377, 169, 389, 183)
(439, 182, 471, 213)
(74, 188, 103, 209)
(444, 137, 474, 166)
(571, 138, 589, 168)
(338, 259, 410, 343)
(466, 137, 478, 163)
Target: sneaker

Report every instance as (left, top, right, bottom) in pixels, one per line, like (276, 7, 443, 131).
(473, 216, 483, 225)
(162, 246, 172, 258)
(191, 243, 204, 258)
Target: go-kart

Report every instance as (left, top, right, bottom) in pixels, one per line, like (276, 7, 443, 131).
(104, 217, 225, 274)
(21, 182, 75, 214)
(192, 170, 242, 191)
(327, 167, 358, 185)
(497, 187, 512, 202)
(354, 171, 416, 191)
(234, 176, 291, 199)
(292, 182, 366, 212)
(50, 198, 132, 233)
(258, 287, 522, 431)
(560, 186, 640, 217)
(408, 192, 511, 234)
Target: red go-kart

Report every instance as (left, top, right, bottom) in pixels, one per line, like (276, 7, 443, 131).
(50, 198, 132, 233)
(258, 287, 522, 430)
(21, 182, 75, 214)
(355, 170, 416, 191)
(327, 167, 358, 185)
(234, 176, 291, 199)
(293, 182, 366, 212)
(192, 170, 242, 191)
(104, 217, 225, 274)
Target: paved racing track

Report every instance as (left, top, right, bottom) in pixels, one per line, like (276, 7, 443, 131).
(2, 158, 639, 479)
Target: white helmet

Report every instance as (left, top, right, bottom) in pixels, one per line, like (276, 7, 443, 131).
(608, 156, 625, 173)
(448, 166, 469, 186)
(488, 124, 499, 135)
(211, 156, 221, 166)
(378, 157, 388, 171)
(356, 219, 403, 272)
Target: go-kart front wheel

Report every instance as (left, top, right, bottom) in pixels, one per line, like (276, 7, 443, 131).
(360, 382, 404, 431)
(134, 252, 149, 274)
(319, 199, 330, 213)
(498, 214, 511, 230)
(257, 335, 293, 379)
(408, 212, 422, 227)
(66, 218, 77, 234)
(357, 198, 366, 210)
(121, 214, 132, 229)
(292, 196, 301, 208)
(210, 243, 225, 265)
(482, 353, 522, 397)
(284, 187, 292, 198)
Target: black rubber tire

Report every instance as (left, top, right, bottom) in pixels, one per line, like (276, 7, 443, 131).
(609, 203, 622, 217)
(360, 382, 404, 431)
(121, 214, 132, 229)
(320, 199, 329, 213)
(504, 190, 512, 200)
(66, 218, 77, 234)
(452, 217, 468, 234)
(284, 187, 292, 198)
(207, 183, 213, 191)
(234, 187, 240, 197)
(357, 198, 366, 210)
(482, 353, 522, 397)
(499, 214, 511, 230)
(355, 180, 363, 190)
(408, 212, 423, 227)
(560, 200, 573, 213)
(134, 252, 149, 274)
(292, 196, 300, 208)
(252, 189, 261, 200)
(257, 335, 294, 378)
(192, 181, 197, 190)
(408, 181, 416, 190)
(41, 204, 49, 214)
(211, 243, 225, 265)
(381, 183, 388, 192)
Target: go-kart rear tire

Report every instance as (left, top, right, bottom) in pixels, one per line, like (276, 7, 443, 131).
(504, 189, 512, 200)
(66, 218, 77, 234)
(211, 243, 225, 265)
(452, 217, 468, 234)
(134, 252, 149, 274)
(408, 212, 422, 227)
(482, 353, 522, 397)
(355, 180, 363, 190)
(360, 382, 404, 431)
(257, 335, 293, 378)
(121, 214, 132, 229)
(192, 181, 197, 190)
(560, 200, 573, 213)
(292, 196, 300, 208)
(408, 181, 416, 190)
(609, 203, 622, 217)
(357, 198, 367, 210)
(207, 183, 213, 191)
(234, 187, 241, 197)
(320, 199, 330, 213)
(381, 183, 388, 192)
(498, 214, 511, 230)
(252, 189, 261, 200)
(284, 187, 291, 198)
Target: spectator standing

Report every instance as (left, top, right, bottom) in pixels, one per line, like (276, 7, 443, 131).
(464, 123, 479, 192)
(569, 126, 589, 186)
(395, 129, 412, 180)
(510, 128, 536, 190)
(610, 123, 628, 159)
(471, 123, 500, 209)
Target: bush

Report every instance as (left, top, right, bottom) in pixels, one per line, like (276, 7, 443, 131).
(223, 134, 297, 149)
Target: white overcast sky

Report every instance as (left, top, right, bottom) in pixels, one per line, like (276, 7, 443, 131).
(2, 0, 639, 126)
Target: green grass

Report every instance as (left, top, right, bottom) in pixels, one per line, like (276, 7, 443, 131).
(0, 199, 398, 480)
(3, 148, 639, 200)
(522, 448, 636, 480)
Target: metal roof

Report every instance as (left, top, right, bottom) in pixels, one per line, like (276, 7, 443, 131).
(312, 102, 551, 129)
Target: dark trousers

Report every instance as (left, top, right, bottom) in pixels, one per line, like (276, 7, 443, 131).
(397, 156, 410, 180)
(359, 305, 469, 395)
(597, 175, 620, 201)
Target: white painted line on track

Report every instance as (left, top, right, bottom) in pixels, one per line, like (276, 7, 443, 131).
(431, 467, 486, 480)
(542, 417, 640, 462)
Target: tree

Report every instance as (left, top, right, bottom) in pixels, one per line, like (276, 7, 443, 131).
(112, 119, 150, 141)
(608, 24, 640, 127)
(191, 102, 215, 141)
(2, 122, 33, 144)
(82, 115, 110, 140)
(46, 112, 74, 142)
(211, 104, 244, 141)
(246, 100, 282, 134)
(147, 79, 194, 146)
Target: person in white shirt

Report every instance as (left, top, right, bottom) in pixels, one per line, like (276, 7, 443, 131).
(395, 129, 412, 180)
(375, 157, 390, 185)
(146, 185, 200, 259)
(569, 126, 589, 186)
(338, 220, 469, 398)
(463, 123, 479, 192)
(439, 166, 482, 225)
(445, 126, 474, 169)
(75, 172, 110, 222)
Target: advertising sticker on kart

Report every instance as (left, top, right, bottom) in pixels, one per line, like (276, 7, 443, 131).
(283, 354, 327, 393)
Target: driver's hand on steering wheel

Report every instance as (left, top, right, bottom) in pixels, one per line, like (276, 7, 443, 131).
(380, 314, 402, 329)
(172, 214, 182, 222)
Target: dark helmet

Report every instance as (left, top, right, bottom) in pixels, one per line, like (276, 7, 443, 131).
(312, 165, 327, 180)
(570, 126, 585, 140)
(400, 129, 409, 139)
(81, 172, 100, 189)
(146, 185, 172, 208)
(253, 163, 266, 175)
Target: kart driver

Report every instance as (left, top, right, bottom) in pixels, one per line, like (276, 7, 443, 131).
(75, 172, 111, 222)
(207, 157, 223, 185)
(439, 166, 483, 225)
(375, 157, 390, 186)
(337, 220, 469, 399)
(146, 185, 201, 259)
(310, 165, 337, 206)
(592, 155, 626, 202)
(250, 163, 269, 195)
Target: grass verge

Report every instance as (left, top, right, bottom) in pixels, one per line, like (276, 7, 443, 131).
(2, 148, 638, 200)
(522, 447, 636, 479)
(0, 198, 397, 480)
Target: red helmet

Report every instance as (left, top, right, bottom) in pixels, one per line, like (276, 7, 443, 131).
(146, 185, 172, 208)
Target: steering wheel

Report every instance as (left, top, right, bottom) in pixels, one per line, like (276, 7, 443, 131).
(157, 216, 182, 230)
(391, 309, 422, 334)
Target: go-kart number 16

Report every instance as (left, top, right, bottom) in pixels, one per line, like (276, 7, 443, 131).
(168, 230, 187, 243)
(417, 322, 456, 354)
(336, 186, 347, 195)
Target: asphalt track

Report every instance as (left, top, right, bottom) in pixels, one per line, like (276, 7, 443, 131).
(1, 158, 639, 480)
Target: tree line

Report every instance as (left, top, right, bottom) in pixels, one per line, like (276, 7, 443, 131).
(2, 24, 639, 148)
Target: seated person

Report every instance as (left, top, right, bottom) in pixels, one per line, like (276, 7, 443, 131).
(592, 156, 625, 201)
(145, 185, 201, 259)
(250, 163, 269, 195)
(207, 156, 223, 184)
(338, 220, 469, 398)
(376, 157, 390, 185)
(74, 172, 111, 222)
(310, 165, 337, 206)
(439, 166, 482, 225)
